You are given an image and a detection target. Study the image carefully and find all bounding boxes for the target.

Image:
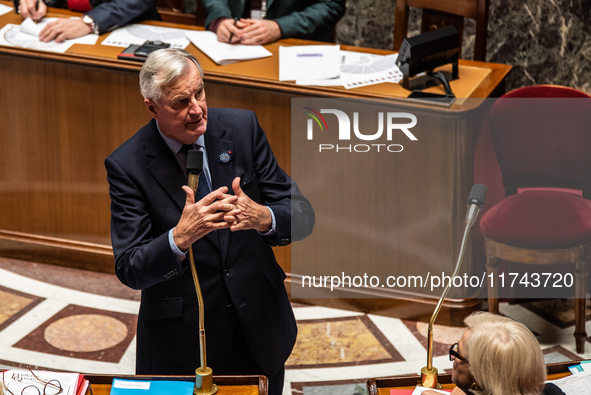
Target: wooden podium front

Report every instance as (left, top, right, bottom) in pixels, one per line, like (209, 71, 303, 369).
(86, 375, 267, 395)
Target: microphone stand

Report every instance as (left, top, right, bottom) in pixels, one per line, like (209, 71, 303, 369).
(187, 149, 218, 395)
(420, 185, 486, 389)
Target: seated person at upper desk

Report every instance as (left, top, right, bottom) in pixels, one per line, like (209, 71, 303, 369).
(424, 312, 564, 395)
(17, 0, 159, 42)
(202, 0, 346, 45)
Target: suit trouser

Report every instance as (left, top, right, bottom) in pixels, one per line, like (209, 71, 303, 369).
(214, 303, 286, 395)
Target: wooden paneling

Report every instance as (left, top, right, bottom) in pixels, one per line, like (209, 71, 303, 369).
(0, 51, 150, 270)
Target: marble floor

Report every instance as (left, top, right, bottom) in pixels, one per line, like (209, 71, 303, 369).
(0, 257, 588, 395)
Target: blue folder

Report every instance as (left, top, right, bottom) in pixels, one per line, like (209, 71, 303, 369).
(110, 378, 193, 395)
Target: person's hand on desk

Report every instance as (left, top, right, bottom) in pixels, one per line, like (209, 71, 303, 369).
(18, 0, 47, 22)
(216, 17, 244, 44)
(236, 18, 281, 45)
(37, 18, 94, 42)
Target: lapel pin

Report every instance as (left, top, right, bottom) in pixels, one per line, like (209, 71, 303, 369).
(218, 150, 232, 164)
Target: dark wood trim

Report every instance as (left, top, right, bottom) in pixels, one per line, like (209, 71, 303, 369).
(0, 230, 114, 273)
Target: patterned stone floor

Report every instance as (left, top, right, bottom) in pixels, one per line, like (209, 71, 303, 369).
(0, 257, 587, 394)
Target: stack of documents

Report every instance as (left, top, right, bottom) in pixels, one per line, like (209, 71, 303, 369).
(2, 368, 89, 395)
(549, 361, 591, 393)
(278, 45, 403, 89)
(278, 44, 341, 81)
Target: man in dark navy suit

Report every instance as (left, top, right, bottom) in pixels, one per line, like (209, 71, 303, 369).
(105, 48, 314, 395)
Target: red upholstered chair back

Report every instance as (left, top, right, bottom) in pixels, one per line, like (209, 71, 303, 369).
(488, 85, 591, 197)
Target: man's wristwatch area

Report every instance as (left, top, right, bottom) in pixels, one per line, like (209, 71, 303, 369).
(82, 14, 99, 34)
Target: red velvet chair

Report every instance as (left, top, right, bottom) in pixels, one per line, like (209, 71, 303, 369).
(480, 85, 591, 353)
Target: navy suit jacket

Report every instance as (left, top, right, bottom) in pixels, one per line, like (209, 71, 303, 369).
(87, 0, 160, 34)
(105, 108, 314, 375)
(45, 0, 160, 34)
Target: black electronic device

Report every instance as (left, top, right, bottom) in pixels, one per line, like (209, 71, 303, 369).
(406, 71, 456, 106)
(396, 25, 460, 91)
(117, 40, 171, 62)
(407, 90, 456, 106)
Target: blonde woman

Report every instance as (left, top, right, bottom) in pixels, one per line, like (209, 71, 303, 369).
(425, 312, 563, 395)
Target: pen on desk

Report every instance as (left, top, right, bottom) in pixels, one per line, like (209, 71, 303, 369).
(228, 17, 238, 44)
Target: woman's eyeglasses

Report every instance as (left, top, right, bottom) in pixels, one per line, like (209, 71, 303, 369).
(449, 342, 467, 362)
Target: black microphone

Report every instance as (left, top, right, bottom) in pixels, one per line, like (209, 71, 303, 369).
(465, 184, 487, 228)
(186, 149, 203, 195)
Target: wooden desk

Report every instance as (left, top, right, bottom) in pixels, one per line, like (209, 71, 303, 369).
(366, 362, 574, 394)
(0, 3, 511, 322)
(86, 374, 266, 395)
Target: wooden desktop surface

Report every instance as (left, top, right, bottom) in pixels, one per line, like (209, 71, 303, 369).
(0, 3, 511, 322)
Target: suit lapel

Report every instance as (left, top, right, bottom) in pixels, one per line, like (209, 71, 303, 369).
(145, 120, 187, 212)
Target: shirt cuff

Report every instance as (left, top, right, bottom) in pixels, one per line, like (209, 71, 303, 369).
(169, 228, 187, 262)
(258, 206, 276, 236)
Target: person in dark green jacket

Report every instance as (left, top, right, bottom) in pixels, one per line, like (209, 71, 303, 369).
(203, 0, 345, 45)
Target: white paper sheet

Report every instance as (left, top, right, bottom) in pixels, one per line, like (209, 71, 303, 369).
(19, 16, 53, 36)
(0, 3, 13, 16)
(279, 44, 341, 81)
(185, 30, 271, 65)
(102, 24, 192, 48)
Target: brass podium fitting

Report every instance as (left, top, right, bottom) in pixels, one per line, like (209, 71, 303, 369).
(194, 367, 218, 395)
(420, 366, 441, 389)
